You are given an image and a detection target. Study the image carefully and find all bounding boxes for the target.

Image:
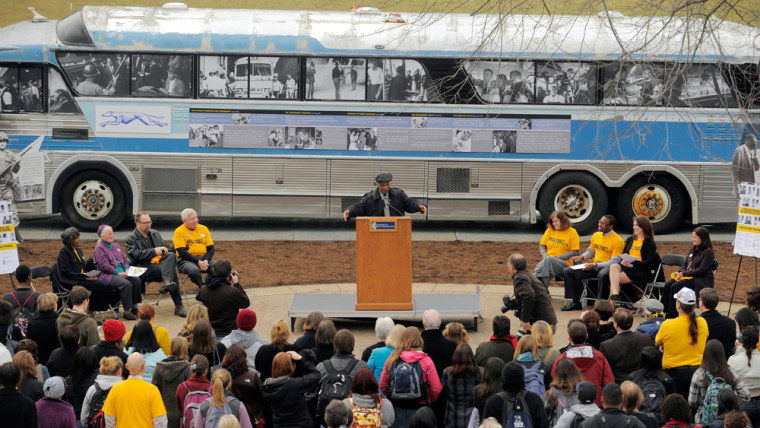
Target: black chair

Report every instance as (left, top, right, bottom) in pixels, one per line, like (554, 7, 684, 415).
(48, 263, 70, 313)
(643, 254, 687, 302)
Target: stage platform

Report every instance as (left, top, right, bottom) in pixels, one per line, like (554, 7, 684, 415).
(288, 289, 482, 331)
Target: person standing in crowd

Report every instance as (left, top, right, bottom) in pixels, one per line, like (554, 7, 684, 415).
(294, 311, 324, 352)
(512, 335, 551, 395)
(662, 226, 715, 318)
(533, 211, 580, 288)
(173, 208, 216, 289)
(700, 287, 737, 359)
(196, 260, 250, 339)
(93, 319, 128, 368)
(482, 362, 548, 428)
(660, 393, 696, 428)
(0, 300, 21, 347)
(471, 357, 505, 426)
(343, 172, 426, 220)
(93, 224, 142, 321)
(620, 381, 659, 428)
(124, 303, 171, 355)
(64, 348, 98, 423)
(102, 353, 167, 428)
(57, 286, 100, 347)
(178, 304, 211, 345)
(475, 315, 517, 367)
(14, 350, 43, 402)
(656, 288, 709, 399)
(628, 346, 676, 420)
(0, 362, 38, 427)
(46, 325, 81, 378)
(221, 344, 265, 425)
(552, 320, 613, 404)
(221, 309, 268, 371)
(729, 326, 760, 428)
(579, 383, 645, 428)
(152, 337, 191, 428)
(607, 216, 659, 299)
(342, 367, 395, 427)
(3, 264, 40, 315)
(551, 380, 600, 428)
(421, 309, 457, 380)
(80, 356, 123, 427)
(175, 354, 212, 419)
(441, 343, 481, 428)
(361, 317, 393, 362)
(126, 320, 167, 382)
(509, 253, 558, 334)
(532, 320, 560, 369)
(368, 324, 405, 384)
(301, 319, 337, 367)
(193, 368, 253, 428)
(599, 308, 654, 383)
(26, 292, 59, 365)
(125, 211, 183, 317)
(261, 351, 320, 428)
(442, 322, 469, 346)
(316, 329, 369, 423)
(36, 376, 76, 428)
(544, 358, 584, 427)
(188, 319, 227, 375)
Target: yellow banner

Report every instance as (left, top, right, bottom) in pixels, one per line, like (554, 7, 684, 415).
(0, 242, 17, 250)
(739, 207, 760, 216)
(0, 225, 15, 233)
(737, 224, 760, 234)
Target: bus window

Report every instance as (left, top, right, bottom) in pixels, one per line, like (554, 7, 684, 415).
(602, 63, 665, 106)
(0, 66, 19, 112)
(382, 59, 439, 103)
(664, 63, 737, 108)
(131, 54, 192, 97)
(58, 52, 129, 97)
(536, 61, 597, 105)
(366, 59, 384, 101)
(19, 68, 43, 112)
(724, 63, 760, 109)
(465, 60, 535, 103)
(306, 57, 364, 101)
(48, 68, 81, 114)
(199, 55, 245, 98)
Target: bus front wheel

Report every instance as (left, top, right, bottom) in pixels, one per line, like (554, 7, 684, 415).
(60, 171, 127, 230)
(616, 174, 685, 234)
(538, 172, 608, 235)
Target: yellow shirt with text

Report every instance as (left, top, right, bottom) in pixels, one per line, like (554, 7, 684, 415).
(540, 227, 580, 266)
(589, 231, 625, 263)
(173, 224, 213, 257)
(628, 238, 643, 261)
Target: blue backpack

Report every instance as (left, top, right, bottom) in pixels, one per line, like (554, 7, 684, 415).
(388, 359, 427, 406)
(523, 361, 546, 397)
(498, 390, 533, 428)
(203, 396, 241, 428)
(701, 371, 733, 424)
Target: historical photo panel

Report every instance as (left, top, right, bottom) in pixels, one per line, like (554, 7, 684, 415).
(466, 60, 535, 103)
(536, 62, 597, 104)
(308, 57, 366, 101)
(602, 63, 665, 106)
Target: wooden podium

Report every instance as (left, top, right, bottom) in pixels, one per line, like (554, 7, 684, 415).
(355, 216, 413, 310)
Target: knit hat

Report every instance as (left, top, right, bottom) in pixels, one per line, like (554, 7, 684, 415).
(644, 299, 664, 314)
(236, 309, 257, 331)
(501, 361, 525, 393)
(577, 381, 597, 404)
(103, 319, 126, 343)
(43, 376, 65, 399)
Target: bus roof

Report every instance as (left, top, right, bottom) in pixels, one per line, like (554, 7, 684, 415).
(18, 5, 760, 62)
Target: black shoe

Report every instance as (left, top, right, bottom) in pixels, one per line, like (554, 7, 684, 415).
(561, 302, 583, 311)
(158, 281, 178, 294)
(609, 294, 620, 302)
(174, 305, 187, 318)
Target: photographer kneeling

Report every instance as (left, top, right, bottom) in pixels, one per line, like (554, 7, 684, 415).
(507, 253, 558, 335)
(196, 259, 251, 339)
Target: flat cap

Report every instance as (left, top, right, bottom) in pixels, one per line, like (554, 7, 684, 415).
(375, 172, 393, 182)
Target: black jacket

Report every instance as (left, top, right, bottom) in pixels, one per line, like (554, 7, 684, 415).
(599, 330, 655, 384)
(26, 311, 59, 365)
(56, 245, 89, 287)
(47, 346, 81, 378)
(421, 329, 457, 379)
(293, 330, 316, 352)
(196, 275, 250, 338)
(483, 390, 549, 428)
(3, 288, 40, 313)
(580, 408, 646, 428)
(346, 187, 423, 219)
(621, 237, 660, 282)
(256, 343, 298, 382)
(0, 390, 37, 428)
(512, 269, 558, 325)
(125, 227, 171, 265)
(93, 341, 128, 368)
(680, 246, 715, 291)
(260, 359, 320, 428)
(702, 309, 737, 360)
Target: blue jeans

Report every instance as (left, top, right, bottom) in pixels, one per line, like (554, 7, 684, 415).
(741, 397, 760, 428)
(392, 407, 418, 428)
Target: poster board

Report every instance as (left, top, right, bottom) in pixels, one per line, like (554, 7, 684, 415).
(734, 182, 760, 257)
(0, 200, 19, 274)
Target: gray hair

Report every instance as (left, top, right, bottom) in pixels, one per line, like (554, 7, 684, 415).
(375, 317, 394, 339)
(422, 309, 441, 330)
(60, 227, 80, 246)
(180, 208, 197, 221)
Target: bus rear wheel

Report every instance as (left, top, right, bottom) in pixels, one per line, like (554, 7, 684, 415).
(60, 171, 126, 230)
(538, 172, 608, 235)
(616, 174, 685, 234)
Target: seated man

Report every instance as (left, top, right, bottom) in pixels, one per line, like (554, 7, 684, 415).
(173, 208, 215, 289)
(561, 215, 624, 311)
(125, 212, 184, 317)
(3, 264, 40, 315)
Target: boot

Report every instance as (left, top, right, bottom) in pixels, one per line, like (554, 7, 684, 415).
(158, 280, 178, 294)
(174, 304, 187, 318)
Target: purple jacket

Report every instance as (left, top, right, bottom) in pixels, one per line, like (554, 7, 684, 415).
(35, 397, 76, 428)
(93, 240, 131, 283)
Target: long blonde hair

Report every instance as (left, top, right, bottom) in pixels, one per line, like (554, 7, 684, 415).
(513, 335, 539, 361)
(179, 304, 209, 336)
(384, 327, 423, 373)
(211, 368, 232, 408)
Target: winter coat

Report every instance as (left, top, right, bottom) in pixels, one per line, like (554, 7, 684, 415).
(512, 269, 558, 325)
(64, 371, 97, 418)
(552, 344, 614, 405)
(421, 329, 457, 379)
(93, 240, 131, 283)
(35, 397, 76, 428)
(80, 374, 122, 422)
(46, 346, 80, 378)
(221, 329, 268, 371)
(368, 345, 394, 383)
(196, 275, 250, 338)
(26, 311, 59, 365)
(0, 389, 38, 428)
(227, 368, 265, 423)
(256, 343, 297, 381)
(379, 350, 443, 408)
(152, 358, 191, 428)
(56, 308, 99, 347)
(346, 187, 423, 219)
(260, 359, 320, 428)
(293, 330, 316, 352)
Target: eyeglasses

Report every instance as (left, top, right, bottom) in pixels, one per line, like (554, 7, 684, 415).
(138, 221, 152, 225)
(598, 222, 610, 226)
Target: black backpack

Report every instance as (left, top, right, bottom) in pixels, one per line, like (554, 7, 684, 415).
(85, 383, 111, 428)
(638, 377, 666, 416)
(316, 359, 358, 420)
(9, 291, 35, 334)
(568, 411, 587, 428)
(498, 390, 533, 428)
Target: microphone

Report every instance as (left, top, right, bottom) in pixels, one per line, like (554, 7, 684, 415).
(383, 197, 404, 216)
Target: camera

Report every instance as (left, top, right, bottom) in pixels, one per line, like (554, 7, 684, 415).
(500, 295, 520, 318)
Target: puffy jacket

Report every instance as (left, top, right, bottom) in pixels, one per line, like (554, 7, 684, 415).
(260, 359, 320, 428)
(221, 329, 268, 371)
(379, 350, 442, 406)
(552, 344, 614, 404)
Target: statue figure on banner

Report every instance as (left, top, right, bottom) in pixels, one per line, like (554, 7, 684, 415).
(0, 132, 21, 243)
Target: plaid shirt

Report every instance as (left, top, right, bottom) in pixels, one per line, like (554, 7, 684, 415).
(441, 367, 483, 428)
(687, 367, 751, 423)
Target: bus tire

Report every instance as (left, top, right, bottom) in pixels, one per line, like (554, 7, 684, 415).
(538, 172, 608, 235)
(60, 170, 127, 230)
(616, 174, 685, 234)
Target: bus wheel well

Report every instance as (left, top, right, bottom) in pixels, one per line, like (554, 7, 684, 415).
(615, 172, 687, 234)
(537, 171, 608, 235)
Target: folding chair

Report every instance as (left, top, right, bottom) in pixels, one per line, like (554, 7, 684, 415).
(30, 265, 50, 290)
(48, 263, 70, 313)
(642, 254, 687, 302)
(153, 267, 193, 307)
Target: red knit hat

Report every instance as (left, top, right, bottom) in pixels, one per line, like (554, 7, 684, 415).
(236, 309, 257, 331)
(103, 319, 126, 343)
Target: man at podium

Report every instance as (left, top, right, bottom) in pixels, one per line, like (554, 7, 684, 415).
(343, 172, 427, 220)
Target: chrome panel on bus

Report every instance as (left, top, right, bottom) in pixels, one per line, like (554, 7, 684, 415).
(329, 160, 426, 196)
(428, 199, 520, 221)
(232, 158, 328, 195)
(698, 165, 736, 222)
(233, 195, 326, 218)
(427, 162, 522, 198)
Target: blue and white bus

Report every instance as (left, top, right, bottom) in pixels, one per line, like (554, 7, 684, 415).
(0, 3, 758, 234)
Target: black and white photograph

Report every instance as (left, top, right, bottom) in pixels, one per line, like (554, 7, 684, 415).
(189, 124, 223, 147)
(199, 55, 243, 98)
(603, 63, 664, 106)
(492, 130, 517, 153)
(412, 117, 428, 128)
(315, 128, 323, 145)
(58, 52, 131, 97)
(0, 67, 18, 112)
(268, 127, 285, 147)
(130, 54, 192, 97)
(536, 62, 597, 104)
(308, 57, 366, 101)
(673, 63, 736, 108)
(518, 118, 532, 130)
(18, 68, 42, 112)
(48, 69, 79, 114)
(466, 61, 535, 103)
(287, 127, 317, 150)
(347, 128, 377, 151)
(21, 184, 43, 201)
(452, 130, 472, 152)
(366, 59, 384, 101)
(232, 113, 250, 125)
(383, 59, 435, 102)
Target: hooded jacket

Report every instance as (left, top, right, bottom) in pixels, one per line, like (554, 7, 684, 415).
(196, 275, 250, 338)
(221, 329, 268, 371)
(151, 358, 191, 428)
(80, 374, 122, 422)
(176, 374, 213, 414)
(56, 308, 100, 347)
(260, 359, 320, 428)
(552, 344, 614, 405)
(379, 350, 442, 408)
(553, 403, 601, 428)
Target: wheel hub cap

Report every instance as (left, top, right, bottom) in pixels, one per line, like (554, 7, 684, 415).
(632, 185, 671, 221)
(73, 180, 114, 220)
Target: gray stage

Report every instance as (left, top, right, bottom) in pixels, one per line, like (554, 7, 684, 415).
(288, 289, 482, 331)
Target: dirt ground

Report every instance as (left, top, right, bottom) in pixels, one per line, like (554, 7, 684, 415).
(0, 239, 755, 304)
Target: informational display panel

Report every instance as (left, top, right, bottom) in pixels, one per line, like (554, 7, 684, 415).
(0, 200, 19, 275)
(735, 182, 760, 257)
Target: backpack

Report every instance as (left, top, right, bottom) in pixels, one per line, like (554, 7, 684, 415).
(9, 292, 34, 335)
(317, 359, 359, 419)
(638, 377, 667, 416)
(85, 383, 110, 428)
(181, 382, 213, 428)
(498, 390, 533, 428)
(523, 361, 546, 397)
(349, 396, 383, 428)
(203, 396, 241, 428)
(568, 411, 587, 428)
(388, 359, 427, 406)
(701, 370, 733, 424)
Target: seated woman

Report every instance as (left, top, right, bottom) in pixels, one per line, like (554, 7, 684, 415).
(93, 225, 142, 321)
(608, 215, 659, 300)
(533, 211, 580, 288)
(661, 226, 715, 318)
(56, 227, 114, 311)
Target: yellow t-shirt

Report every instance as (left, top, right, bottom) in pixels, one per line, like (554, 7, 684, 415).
(173, 224, 214, 257)
(655, 314, 709, 369)
(628, 238, 643, 261)
(102, 377, 166, 427)
(589, 231, 625, 263)
(540, 227, 580, 266)
(125, 322, 171, 355)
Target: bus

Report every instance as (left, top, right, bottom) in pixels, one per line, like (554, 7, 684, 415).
(0, 4, 758, 234)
